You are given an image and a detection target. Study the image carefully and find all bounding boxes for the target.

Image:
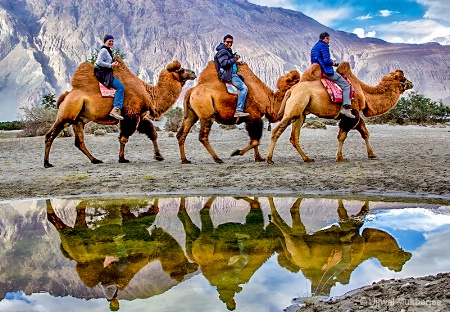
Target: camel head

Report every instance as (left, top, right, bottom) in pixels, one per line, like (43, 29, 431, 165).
(166, 60, 196, 86)
(392, 69, 413, 92)
(268, 70, 301, 123)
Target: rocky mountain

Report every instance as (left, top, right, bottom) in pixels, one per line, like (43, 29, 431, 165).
(0, 0, 449, 122)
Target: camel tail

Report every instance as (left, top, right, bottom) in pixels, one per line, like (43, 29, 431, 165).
(56, 91, 70, 109)
(183, 88, 194, 118)
(278, 88, 291, 120)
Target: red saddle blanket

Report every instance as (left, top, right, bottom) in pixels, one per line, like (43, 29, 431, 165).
(321, 76, 355, 103)
(99, 83, 116, 98)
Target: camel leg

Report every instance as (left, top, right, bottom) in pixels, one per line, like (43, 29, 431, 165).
(137, 116, 164, 161)
(289, 117, 314, 162)
(336, 128, 349, 162)
(199, 118, 223, 163)
(355, 118, 377, 159)
(266, 117, 292, 164)
(73, 120, 103, 164)
(230, 119, 264, 161)
(176, 108, 199, 164)
(44, 119, 69, 168)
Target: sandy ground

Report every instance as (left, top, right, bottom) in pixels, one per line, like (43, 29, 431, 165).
(0, 123, 449, 311)
(0, 124, 449, 201)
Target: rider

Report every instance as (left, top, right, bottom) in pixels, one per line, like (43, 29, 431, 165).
(311, 32, 355, 119)
(214, 34, 250, 117)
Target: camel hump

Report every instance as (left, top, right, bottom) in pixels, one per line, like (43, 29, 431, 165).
(71, 62, 96, 89)
(197, 61, 220, 84)
(277, 70, 300, 92)
(300, 63, 322, 82)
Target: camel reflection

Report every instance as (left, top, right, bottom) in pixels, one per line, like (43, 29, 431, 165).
(177, 196, 281, 311)
(269, 198, 412, 298)
(46, 199, 198, 311)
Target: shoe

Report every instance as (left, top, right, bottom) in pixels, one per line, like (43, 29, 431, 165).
(109, 107, 124, 120)
(339, 106, 355, 119)
(234, 110, 250, 117)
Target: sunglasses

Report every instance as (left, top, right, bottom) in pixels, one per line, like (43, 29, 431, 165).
(225, 41, 233, 44)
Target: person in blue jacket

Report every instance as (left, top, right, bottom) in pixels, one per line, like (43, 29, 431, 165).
(311, 32, 355, 118)
(214, 34, 249, 117)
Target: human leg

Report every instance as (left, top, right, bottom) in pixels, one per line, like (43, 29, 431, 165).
(231, 74, 249, 114)
(327, 73, 354, 118)
(110, 77, 124, 120)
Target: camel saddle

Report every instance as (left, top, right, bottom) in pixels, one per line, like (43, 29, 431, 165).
(321, 75, 355, 103)
(225, 82, 238, 95)
(99, 82, 116, 98)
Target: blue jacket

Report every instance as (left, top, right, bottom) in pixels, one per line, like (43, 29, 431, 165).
(214, 42, 236, 82)
(311, 40, 334, 75)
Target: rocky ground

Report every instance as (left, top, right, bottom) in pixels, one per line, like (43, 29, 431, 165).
(1, 124, 449, 311)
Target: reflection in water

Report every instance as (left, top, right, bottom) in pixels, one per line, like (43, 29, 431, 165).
(269, 198, 411, 302)
(0, 196, 449, 311)
(46, 199, 198, 311)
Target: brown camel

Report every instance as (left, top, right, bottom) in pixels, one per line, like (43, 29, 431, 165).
(44, 58, 196, 168)
(266, 62, 413, 164)
(176, 61, 300, 163)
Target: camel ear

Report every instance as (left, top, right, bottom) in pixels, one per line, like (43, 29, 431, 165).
(166, 60, 182, 72)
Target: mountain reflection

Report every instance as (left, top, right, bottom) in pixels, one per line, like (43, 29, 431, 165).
(0, 196, 422, 311)
(46, 198, 198, 311)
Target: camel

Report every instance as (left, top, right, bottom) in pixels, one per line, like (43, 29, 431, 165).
(44, 58, 196, 168)
(177, 196, 281, 310)
(268, 198, 411, 297)
(266, 62, 413, 164)
(176, 61, 300, 163)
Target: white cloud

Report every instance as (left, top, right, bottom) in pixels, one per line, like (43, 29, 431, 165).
(378, 9, 397, 17)
(356, 14, 373, 20)
(301, 7, 352, 26)
(418, 0, 450, 21)
(353, 28, 377, 38)
(375, 19, 450, 43)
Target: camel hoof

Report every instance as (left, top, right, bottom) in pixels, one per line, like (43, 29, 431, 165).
(304, 158, 315, 163)
(336, 158, 348, 162)
(44, 162, 53, 168)
(266, 159, 274, 165)
(181, 159, 192, 164)
(255, 157, 265, 162)
(119, 158, 130, 163)
(368, 155, 378, 159)
(230, 150, 242, 157)
(91, 159, 103, 164)
(214, 158, 224, 164)
(155, 154, 164, 161)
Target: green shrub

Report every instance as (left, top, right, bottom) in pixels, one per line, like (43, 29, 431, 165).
(18, 93, 72, 137)
(164, 107, 183, 132)
(85, 122, 118, 134)
(0, 121, 24, 130)
(368, 92, 450, 125)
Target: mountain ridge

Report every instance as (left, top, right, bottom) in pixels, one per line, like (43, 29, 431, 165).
(0, 0, 449, 121)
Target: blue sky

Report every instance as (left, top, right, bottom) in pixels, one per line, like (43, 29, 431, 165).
(247, 0, 450, 44)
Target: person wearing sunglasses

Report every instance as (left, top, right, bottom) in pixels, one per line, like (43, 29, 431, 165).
(214, 34, 249, 117)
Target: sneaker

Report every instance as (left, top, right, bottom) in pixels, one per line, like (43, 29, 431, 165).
(234, 110, 250, 117)
(109, 107, 124, 120)
(339, 106, 355, 119)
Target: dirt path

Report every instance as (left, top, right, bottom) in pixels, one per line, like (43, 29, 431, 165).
(0, 124, 449, 201)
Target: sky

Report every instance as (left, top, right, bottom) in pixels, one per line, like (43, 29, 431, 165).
(247, 0, 450, 44)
